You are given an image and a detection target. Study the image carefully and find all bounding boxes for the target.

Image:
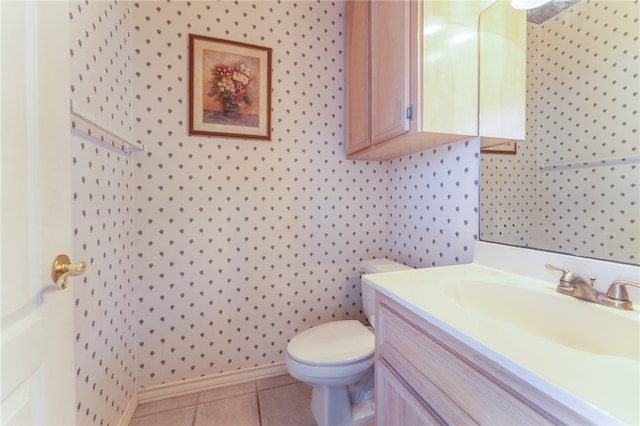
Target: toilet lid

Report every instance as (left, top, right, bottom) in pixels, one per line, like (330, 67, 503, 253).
(287, 320, 374, 366)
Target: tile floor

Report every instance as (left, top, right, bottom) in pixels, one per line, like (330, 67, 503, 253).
(129, 374, 376, 426)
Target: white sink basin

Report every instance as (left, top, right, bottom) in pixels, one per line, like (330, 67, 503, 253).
(445, 280, 639, 361)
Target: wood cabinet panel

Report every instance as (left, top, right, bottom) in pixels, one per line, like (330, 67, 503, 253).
(479, 1, 526, 148)
(345, 1, 370, 155)
(421, 1, 481, 136)
(377, 344, 475, 425)
(370, 0, 412, 145)
(376, 359, 444, 426)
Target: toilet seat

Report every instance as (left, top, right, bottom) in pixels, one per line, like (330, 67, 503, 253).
(287, 320, 374, 366)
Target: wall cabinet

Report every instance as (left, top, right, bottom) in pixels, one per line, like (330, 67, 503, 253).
(346, 1, 482, 161)
(479, 1, 526, 150)
(375, 294, 592, 425)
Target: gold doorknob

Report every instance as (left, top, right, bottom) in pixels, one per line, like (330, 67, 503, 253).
(51, 254, 86, 290)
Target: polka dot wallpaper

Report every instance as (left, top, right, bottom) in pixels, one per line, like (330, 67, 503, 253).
(481, 0, 639, 264)
(69, 0, 132, 135)
(70, 0, 480, 424)
(132, 0, 379, 387)
(388, 141, 479, 267)
(71, 139, 136, 426)
(70, 1, 137, 425)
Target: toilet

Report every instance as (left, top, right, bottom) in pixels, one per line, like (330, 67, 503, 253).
(286, 258, 411, 426)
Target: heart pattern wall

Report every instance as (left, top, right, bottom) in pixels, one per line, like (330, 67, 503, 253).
(71, 139, 136, 426)
(481, 0, 639, 264)
(132, 0, 478, 388)
(70, 1, 137, 425)
(69, 0, 480, 424)
(130, 0, 391, 388)
(388, 141, 479, 267)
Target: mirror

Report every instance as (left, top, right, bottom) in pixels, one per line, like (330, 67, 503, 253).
(480, 0, 639, 265)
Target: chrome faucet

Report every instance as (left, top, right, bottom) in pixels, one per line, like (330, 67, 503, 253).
(545, 264, 599, 303)
(545, 264, 639, 310)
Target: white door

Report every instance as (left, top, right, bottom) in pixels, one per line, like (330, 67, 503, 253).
(1, 1, 77, 424)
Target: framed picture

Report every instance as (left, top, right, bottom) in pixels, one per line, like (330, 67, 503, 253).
(189, 34, 272, 140)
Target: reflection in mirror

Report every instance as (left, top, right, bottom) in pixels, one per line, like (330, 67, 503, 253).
(480, 0, 639, 265)
(481, 141, 517, 155)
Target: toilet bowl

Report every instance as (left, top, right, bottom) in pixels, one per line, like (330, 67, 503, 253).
(285, 258, 411, 426)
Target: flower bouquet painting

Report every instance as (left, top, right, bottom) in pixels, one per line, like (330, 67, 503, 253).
(189, 34, 271, 140)
(212, 63, 254, 118)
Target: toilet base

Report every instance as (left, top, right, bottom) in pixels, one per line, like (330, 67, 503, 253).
(311, 385, 351, 426)
(351, 399, 375, 425)
(310, 386, 375, 426)
(309, 368, 375, 426)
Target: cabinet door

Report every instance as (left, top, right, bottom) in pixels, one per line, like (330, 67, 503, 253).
(370, 0, 412, 145)
(376, 360, 444, 426)
(422, 1, 480, 136)
(479, 1, 526, 146)
(346, 1, 370, 155)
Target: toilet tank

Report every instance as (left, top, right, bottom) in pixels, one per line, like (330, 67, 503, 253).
(360, 258, 412, 328)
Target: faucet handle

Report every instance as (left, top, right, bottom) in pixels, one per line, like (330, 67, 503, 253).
(545, 263, 570, 274)
(602, 280, 640, 310)
(545, 264, 575, 294)
(606, 280, 640, 300)
(545, 264, 595, 284)
(545, 263, 573, 284)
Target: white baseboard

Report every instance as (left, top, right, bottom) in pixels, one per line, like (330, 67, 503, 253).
(117, 392, 139, 426)
(135, 362, 288, 404)
(116, 363, 288, 424)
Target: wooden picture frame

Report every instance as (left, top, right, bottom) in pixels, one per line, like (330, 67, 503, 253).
(189, 34, 272, 140)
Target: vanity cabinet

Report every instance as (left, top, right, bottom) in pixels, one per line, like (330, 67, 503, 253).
(375, 294, 592, 425)
(376, 360, 442, 425)
(345, 1, 481, 161)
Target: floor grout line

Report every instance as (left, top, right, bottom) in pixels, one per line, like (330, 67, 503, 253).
(256, 387, 264, 426)
(192, 399, 200, 426)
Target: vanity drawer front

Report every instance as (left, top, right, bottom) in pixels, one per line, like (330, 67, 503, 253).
(376, 358, 446, 425)
(377, 300, 555, 425)
(377, 341, 475, 425)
